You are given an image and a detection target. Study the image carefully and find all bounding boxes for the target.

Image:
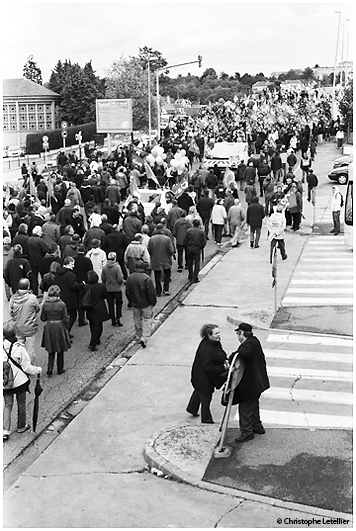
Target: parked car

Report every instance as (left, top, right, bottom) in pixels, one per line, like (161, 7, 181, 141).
(328, 165, 349, 185)
(333, 154, 353, 169)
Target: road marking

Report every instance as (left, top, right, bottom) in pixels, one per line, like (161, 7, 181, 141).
(258, 409, 353, 429)
(265, 349, 353, 364)
(286, 288, 352, 294)
(268, 366, 352, 381)
(300, 258, 353, 262)
(290, 279, 353, 284)
(282, 297, 353, 305)
(297, 272, 352, 276)
(264, 387, 353, 405)
(267, 333, 352, 347)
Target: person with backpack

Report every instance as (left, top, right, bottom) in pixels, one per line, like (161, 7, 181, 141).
(330, 186, 343, 235)
(3, 321, 42, 442)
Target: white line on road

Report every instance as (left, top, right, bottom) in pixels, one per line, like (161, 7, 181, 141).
(264, 387, 353, 405)
(296, 272, 352, 276)
(290, 279, 353, 284)
(267, 334, 353, 347)
(282, 297, 353, 306)
(264, 349, 353, 364)
(267, 366, 352, 381)
(286, 288, 352, 294)
(257, 409, 353, 428)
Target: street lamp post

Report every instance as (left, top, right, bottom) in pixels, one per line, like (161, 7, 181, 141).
(155, 55, 202, 140)
(148, 57, 152, 146)
(332, 11, 341, 119)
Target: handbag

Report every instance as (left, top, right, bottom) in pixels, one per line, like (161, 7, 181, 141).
(82, 286, 93, 310)
(212, 368, 228, 390)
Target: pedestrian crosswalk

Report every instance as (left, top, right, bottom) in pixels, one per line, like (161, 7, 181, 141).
(257, 331, 353, 429)
(282, 236, 353, 306)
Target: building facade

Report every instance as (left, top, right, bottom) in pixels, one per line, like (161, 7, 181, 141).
(3, 78, 60, 151)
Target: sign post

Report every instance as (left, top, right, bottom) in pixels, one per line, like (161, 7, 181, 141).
(42, 135, 49, 168)
(61, 121, 68, 149)
(75, 130, 82, 162)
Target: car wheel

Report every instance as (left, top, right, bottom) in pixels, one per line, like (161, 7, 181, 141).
(338, 174, 348, 185)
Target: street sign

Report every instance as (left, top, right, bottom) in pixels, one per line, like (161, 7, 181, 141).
(42, 135, 49, 142)
(42, 142, 49, 149)
(61, 121, 68, 130)
(75, 131, 82, 143)
(61, 130, 68, 138)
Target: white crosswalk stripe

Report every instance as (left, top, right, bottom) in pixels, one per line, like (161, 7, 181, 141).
(282, 235, 353, 306)
(254, 331, 353, 429)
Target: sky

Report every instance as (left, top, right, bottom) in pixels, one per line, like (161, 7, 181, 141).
(2, 2, 354, 84)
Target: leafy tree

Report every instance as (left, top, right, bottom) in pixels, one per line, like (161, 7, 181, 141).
(47, 59, 104, 125)
(338, 80, 353, 134)
(138, 46, 168, 72)
(105, 55, 154, 130)
(23, 55, 42, 85)
(302, 67, 314, 82)
(200, 68, 218, 81)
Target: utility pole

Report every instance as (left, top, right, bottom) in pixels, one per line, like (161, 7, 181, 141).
(332, 11, 341, 119)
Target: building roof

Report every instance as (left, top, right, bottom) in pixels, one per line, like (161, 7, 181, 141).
(3, 78, 60, 98)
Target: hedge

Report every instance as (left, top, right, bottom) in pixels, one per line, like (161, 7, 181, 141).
(25, 122, 106, 154)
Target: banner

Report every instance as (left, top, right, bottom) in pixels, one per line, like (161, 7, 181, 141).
(144, 161, 160, 187)
(171, 178, 188, 197)
(189, 138, 200, 155)
(223, 167, 235, 188)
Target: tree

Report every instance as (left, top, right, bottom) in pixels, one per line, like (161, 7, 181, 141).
(47, 59, 104, 125)
(23, 55, 42, 85)
(302, 67, 314, 82)
(338, 80, 353, 136)
(138, 46, 168, 72)
(105, 55, 154, 130)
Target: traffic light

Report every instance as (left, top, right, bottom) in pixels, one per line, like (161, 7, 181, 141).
(198, 55, 202, 68)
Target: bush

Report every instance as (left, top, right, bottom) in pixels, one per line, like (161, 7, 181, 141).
(25, 122, 102, 154)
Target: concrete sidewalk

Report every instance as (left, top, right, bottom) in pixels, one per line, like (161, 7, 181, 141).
(3, 143, 352, 528)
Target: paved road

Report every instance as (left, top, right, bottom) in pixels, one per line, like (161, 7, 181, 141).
(261, 329, 352, 429)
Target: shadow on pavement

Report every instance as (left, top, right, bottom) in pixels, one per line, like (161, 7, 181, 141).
(203, 428, 352, 514)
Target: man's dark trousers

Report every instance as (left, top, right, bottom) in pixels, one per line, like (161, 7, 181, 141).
(238, 394, 263, 436)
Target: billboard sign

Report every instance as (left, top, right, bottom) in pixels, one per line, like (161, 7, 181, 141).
(96, 99, 133, 133)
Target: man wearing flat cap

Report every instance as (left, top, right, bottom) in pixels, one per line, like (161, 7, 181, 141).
(229, 322, 270, 443)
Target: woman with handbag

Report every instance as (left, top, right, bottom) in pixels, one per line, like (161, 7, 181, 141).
(83, 270, 109, 351)
(40, 284, 72, 376)
(3, 321, 42, 442)
(186, 324, 228, 424)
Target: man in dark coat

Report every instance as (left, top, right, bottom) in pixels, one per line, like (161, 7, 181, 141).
(73, 245, 93, 327)
(103, 225, 129, 280)
(147, 223, 174, 296)
(184, 219, 207, 283)
(230, 322, 270, 443)
(3, 244, 32, 295)
(125, 260, 157, 348)
(246, 197, 265, 249)
(196, 190, 214, 238)
(27, 225, 50, 295)
(177, 190, 194, 215)
(53, 256, 81, 335)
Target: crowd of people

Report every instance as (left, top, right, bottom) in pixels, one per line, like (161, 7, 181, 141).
(3, 86, 344, 440)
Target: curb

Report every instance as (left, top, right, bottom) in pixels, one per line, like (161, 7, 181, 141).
(143, 425, 353, 522)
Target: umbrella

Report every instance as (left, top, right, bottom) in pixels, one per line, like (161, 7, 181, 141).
(32, 374, 43, 432)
